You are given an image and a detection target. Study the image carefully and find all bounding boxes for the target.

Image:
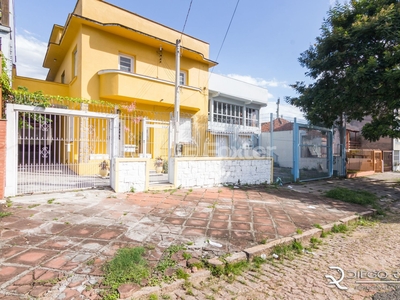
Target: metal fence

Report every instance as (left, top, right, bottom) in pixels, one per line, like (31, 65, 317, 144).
(260, 114, 333, 183)
(16, 108, 112, 194)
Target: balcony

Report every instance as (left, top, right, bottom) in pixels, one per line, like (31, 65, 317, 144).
(98, 70, 203, 110)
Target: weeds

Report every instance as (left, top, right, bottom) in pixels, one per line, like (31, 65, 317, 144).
(28, 204, 40, 209)
(313, 223, 322, 229)
(0, 211, 12, 218)
(102, 247, 150, 298)
(324, 187, 384, 214)
(331, 223, 348, 233)
(208, 201, 218, 209)
(310, 237, 322, 248)
(47, 198, 55, 204)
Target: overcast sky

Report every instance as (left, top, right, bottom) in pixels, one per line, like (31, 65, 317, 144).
(14, 0, 347, 122)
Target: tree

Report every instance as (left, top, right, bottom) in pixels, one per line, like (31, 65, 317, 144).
(286, 0, 400, 141)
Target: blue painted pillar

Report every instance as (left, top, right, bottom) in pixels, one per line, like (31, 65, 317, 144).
(293, 118, 300, 182)
(328, 129, 333, 177)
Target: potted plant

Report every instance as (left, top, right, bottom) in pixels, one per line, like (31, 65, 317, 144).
(154, 156, 163, 174)
(99, 160, 109, 177)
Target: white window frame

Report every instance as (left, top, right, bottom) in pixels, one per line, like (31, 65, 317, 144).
(213, 100, 243, 125)
(245, 107, 259, 127)
(119, 54, 134, 73)
(179, 70, 188, 86)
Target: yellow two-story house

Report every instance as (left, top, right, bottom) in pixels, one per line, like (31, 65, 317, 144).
(13, 0, 216, 170)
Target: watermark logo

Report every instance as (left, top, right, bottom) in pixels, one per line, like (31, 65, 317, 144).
(325, 266, 348, 290)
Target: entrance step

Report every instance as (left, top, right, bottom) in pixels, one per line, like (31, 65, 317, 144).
(148, 183, 175, 191)
(149, 171, 169, 184)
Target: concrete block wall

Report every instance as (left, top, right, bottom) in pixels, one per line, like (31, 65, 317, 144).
(114, 158, 148, 192)
(0, 120, 6, 199)
(174, 157, 272, 188)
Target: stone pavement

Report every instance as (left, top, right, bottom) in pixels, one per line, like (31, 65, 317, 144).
(1, 173, 397, 299)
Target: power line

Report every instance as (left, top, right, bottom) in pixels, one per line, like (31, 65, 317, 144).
(180, 0, 194, 40)
(215, 0, 240, 62)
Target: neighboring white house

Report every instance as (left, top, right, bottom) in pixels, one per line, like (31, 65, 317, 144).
(208, 73, 269, 157)
(0, 0, 15, 79)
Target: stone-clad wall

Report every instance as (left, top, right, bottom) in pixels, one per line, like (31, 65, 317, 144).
(174, 157, 272, 188)
(114, 158, 148, 192)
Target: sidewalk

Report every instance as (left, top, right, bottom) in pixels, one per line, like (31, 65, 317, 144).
(1, 174, 392, 299)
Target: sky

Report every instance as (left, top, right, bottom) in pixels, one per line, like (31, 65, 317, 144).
(14, 0, 346, 122)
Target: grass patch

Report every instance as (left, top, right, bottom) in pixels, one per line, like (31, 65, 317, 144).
(310, 236, 322, 249)
(6, 199, 12, 207)
(331, 223, 348, 233)
(47, 198, 55, 204)
(102, 247, 150, 299)
(324, 187, 383, 214)
(0, 211, 12, 218)
(313, 223, 322, 229)
(28, 204, 40, 209)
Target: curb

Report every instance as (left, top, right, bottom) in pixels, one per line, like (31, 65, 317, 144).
(123, 210, 375, 299)
(210, 210, 376, 264)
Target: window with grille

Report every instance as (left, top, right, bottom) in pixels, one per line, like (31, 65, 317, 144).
(213, 101, 243, 125)
(245, 108, 259, 127)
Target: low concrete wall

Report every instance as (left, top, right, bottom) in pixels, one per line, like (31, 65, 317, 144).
(113, 158, 149, 193)
(171, 157, 272, 188)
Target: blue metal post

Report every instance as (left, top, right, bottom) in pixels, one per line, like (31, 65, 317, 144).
(293, 118, 299, 182)
(328, 130, 333, 177)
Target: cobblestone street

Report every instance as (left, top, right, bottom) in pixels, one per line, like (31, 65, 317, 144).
(164, 212, 400, 300)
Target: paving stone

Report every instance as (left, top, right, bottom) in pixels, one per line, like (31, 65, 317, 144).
(5, 249, 58, 266)
(29, 286, 50, 298)
(117, 283, 141, 299)
(0, 266, 28, 282)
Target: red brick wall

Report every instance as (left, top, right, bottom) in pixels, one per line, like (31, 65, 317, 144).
(0, 120, 6, 199)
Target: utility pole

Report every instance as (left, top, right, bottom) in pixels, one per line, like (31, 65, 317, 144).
(174, 39, 181, 156)
(276, 97, 280, 119)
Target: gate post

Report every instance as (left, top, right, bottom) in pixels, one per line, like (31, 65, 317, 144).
(5, 104, 17, 197)
(292, 118, 299, 182)
(328, 130, 333, 177)
(0, 120, 6, 199)
(110, 115, 119, 192)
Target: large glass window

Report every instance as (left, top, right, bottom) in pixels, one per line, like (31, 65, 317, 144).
(213, 101, 243, 125)
(119, 54, 134, 72)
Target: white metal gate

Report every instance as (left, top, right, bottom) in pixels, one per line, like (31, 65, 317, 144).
(5, 104, 119, 196)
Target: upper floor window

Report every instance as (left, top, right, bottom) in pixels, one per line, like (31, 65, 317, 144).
(119, 54, 134, 72)
(179, 70, 188, 86)
(245, 108, 259, 127)
(72, 48, 78, 77)
(213, 101, 243, 125)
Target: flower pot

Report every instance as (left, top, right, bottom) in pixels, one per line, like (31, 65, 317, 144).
(156, 166, 163, 174)
(99, 168, 108, 177)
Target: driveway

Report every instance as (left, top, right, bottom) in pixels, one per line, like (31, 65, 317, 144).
(0, 175, 383, 299)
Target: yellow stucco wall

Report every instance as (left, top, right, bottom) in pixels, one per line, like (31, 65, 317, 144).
(76, 0, 210, 57)
(12, 0, 214, 174)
